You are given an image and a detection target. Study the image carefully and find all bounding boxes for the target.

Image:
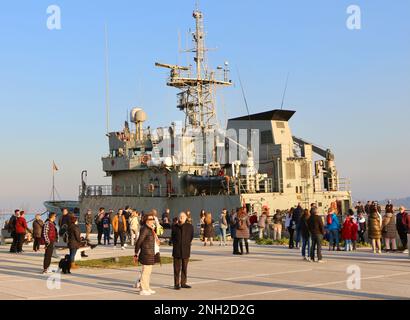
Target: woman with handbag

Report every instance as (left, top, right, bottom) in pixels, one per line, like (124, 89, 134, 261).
(134, 211, 161, 296)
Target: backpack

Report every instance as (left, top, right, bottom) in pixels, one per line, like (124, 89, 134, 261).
(327, 214, 333, 225)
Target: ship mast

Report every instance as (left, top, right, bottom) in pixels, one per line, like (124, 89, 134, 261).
(156, 8, 232, 132)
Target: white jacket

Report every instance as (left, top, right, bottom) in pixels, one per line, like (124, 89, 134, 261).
(129, 216, 140, 232)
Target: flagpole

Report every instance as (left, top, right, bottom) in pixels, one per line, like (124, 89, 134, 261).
(52, 161, 55, 202)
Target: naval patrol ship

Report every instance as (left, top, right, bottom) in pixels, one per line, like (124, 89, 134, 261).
(78, 8, 352, 226)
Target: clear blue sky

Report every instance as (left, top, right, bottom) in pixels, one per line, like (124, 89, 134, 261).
(0, 0, 409, 212)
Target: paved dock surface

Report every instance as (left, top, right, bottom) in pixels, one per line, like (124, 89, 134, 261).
(1, 240, 409, 300)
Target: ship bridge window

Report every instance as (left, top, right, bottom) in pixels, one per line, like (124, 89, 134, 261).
(276, 122, 285, 129)
(261, 130, 273, 145)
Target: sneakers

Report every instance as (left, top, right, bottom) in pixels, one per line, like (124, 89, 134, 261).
(148, 289, 156, 294)
(403, 249, 409, 254)
(139, 291, 151, 296)
(42, 269, 53, 274)
(317, 260, 325, 263)
(121, 247, 126, 250)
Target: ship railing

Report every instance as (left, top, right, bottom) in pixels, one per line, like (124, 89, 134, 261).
(237, 178, 274, 194)
(79, 185, 171, 198)
(327, 178, 351, 192)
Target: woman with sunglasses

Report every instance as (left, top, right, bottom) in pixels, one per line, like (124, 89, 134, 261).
(134, 211, 161, 296)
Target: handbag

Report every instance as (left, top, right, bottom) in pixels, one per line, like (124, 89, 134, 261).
(156, 224, 164, 236)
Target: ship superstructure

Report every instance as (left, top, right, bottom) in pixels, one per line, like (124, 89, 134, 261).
(79, 8, 351, 225)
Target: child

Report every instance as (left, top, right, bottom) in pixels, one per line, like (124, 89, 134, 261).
(350, 215, 359, 251)
(342, 214, 353, 252)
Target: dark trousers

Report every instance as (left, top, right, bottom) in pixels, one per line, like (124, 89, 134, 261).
(288, 227, 295, 248)
(310, 234, 323, 261)
(33, 237, 41, 251)
(9, 232, 17, 253)
(358, 230, 366, 244)
(43, 243, 54, 270)
(301, 236, 311, 257)
(295, 224, 301, 248)
(233, 238, 240, 254)
(97, 225, 103, 244)
(103, 229, 110, 244)
(329, 229, 340, 249)
(114, 232, 125, 246)
(173, 258, 189, 286)
(398, 231, 407, 249)
(16, 233, 25, 253)
(239, 238, 249, 254)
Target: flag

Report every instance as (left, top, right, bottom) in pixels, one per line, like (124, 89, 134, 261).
(52, 161, 59, 172)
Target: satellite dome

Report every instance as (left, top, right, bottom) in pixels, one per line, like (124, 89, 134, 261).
(130, 107, 147, 123)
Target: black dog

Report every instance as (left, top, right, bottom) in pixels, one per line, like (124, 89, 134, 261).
(58, 255, 71, 274)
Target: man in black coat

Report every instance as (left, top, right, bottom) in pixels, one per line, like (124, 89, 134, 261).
(308, 208, 325, 263)
(171, 212, 194, 290)
(8, 209, 20, 253)
(292, 203, 303, 249)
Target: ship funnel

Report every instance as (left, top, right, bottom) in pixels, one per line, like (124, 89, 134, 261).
(130, 107, 147, 141)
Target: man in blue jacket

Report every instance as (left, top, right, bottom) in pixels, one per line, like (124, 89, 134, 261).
(326, 208, 341, 251)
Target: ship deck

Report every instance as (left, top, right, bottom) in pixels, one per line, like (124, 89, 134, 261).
(0, 237, 409, 300)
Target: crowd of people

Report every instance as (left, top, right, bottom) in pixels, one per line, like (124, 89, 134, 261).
(3, 199, 410, 295)
(246, 200, 410, 262)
